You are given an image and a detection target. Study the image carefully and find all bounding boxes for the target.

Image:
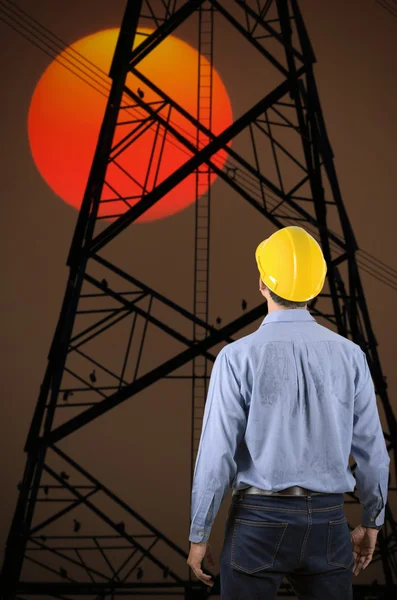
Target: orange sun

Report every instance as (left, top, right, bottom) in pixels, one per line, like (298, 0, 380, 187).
(27, 28, 233, 223)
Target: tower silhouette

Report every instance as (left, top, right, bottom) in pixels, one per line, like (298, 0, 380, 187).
(1, 1, 396, 598)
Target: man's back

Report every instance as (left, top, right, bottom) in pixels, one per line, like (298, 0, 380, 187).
(226, 308, 389, 527)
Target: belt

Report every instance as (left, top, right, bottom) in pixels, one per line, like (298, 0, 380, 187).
(232, 485, 326, 497)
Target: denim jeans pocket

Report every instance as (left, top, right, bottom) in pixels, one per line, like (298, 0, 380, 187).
(231, 518, 288, 574)
(327, 517, 354, 569)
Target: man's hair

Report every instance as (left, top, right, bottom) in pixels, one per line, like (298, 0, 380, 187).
(268, 287, 309, 309)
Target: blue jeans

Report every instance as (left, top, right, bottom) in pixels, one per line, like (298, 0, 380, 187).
(220, 491, 354, 600)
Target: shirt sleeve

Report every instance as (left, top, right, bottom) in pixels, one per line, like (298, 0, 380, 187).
(351, 350, 390, 527)
(189, 347, 247, 542)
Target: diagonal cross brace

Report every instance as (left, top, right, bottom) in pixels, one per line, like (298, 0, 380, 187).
(128, 0, 207, 69)
(43, 461, 184, 584)
(89, 75, 295, 255)
(101, 65, 348, 252)
(83, 272, 219, 363)
(52, 444, 193, 565)
(130, 66, 348, 251)
(42, 303, 267, 446)
(92, 254, 235, 344)
(226, 0, 306, 62)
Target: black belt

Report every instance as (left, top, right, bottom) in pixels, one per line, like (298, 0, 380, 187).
(232, 485, 326, 497)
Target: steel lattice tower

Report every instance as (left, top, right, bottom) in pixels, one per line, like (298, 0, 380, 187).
(1, 0, 396, 598)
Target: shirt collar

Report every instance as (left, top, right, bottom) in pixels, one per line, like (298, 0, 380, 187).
(260, 308, 316, 327)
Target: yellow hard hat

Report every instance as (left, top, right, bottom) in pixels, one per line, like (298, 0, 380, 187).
(255, 226, 327, 302)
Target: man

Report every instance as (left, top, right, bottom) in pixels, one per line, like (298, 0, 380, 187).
(187, 226, 390, 598)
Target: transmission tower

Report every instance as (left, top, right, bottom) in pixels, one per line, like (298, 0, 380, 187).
(1, 0, 396, 598)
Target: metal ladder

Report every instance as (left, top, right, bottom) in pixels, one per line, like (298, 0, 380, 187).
(191, 2, 214, 489)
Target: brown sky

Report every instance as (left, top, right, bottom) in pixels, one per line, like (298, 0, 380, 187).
(0, 0, 396, 595)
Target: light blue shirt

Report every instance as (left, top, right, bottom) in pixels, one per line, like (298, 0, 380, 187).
(189, 308, 390, 542)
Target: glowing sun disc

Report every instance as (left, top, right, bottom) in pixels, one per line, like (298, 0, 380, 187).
(28, 28, 233, 223)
